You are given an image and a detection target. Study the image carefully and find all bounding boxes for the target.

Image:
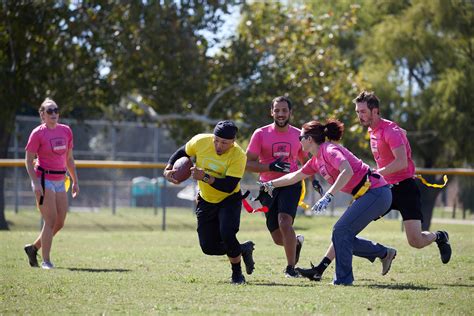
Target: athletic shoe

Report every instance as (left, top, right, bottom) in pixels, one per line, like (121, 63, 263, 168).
(41, 261, 54, 270)
(295, 263, 322, 281)
(436, 231, 452, 264)
(231, 272, 245, 285)
(295, 234, 304, 265)
(24, 244, 39, 267)
(284, 265, 300, 278)
(241, 241, 255, 275)
(381, 248, 397, 275)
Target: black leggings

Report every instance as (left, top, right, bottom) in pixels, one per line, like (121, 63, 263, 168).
(195, 192, 242, 258)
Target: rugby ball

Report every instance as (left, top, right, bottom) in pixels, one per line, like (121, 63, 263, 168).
(172, 157, 193, 183)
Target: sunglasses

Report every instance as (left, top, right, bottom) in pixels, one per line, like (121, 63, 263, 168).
(45, 108, 59, 115)
(299, 135, 310, 141)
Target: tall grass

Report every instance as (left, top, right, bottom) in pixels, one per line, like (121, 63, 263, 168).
(1, 208, 473, 314)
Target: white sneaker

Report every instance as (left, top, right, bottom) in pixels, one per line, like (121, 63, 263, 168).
(41, 261, 54, 270)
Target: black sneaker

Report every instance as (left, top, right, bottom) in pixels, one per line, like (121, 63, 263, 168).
(231, 272, 246, 285)
(241, 241, 255, 275)
(284, 265, 300, 278)
(24, 244, 39, 267)
(295, 234, 304, 265)
(436, 231, 452, 264)
(295, 263, 322, 281)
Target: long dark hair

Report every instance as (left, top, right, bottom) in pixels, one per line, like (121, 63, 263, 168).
(302, 119, 344, 144)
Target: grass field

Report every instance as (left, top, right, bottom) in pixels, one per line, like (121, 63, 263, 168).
(1, 207, 473, 315)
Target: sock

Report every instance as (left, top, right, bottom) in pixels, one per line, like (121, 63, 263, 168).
(435, 231, 445, 242)
(231, 262, 242, 274)
(315, 257, 332, 274)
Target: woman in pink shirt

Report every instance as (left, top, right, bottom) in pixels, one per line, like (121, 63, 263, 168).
(260, 119, 395, 285)
(24, 98, 80, 269)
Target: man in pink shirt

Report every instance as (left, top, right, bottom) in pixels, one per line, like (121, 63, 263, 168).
(246, 96, 306, 278)
(354, 91, 451, 264)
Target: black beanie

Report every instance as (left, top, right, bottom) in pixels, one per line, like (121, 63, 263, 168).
(213, 120, 238, 139)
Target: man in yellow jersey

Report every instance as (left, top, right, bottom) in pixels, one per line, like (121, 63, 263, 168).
(164, 120, 255, 284)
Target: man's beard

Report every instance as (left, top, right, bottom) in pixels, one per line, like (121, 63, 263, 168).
(274, 118, 290, 127)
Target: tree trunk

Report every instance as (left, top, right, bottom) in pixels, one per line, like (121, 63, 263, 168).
(0, 125, 12, 230)
(418, 175, 442, 231)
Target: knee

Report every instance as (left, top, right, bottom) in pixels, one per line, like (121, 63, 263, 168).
(199, 241, 215, 255)
(43, 217, 57, 230)
(278, 217, 293, 231)
(332, 225, 352, 240)
(54, 220, 65, 232)
(220, 232, 235, 246)
(407, 236, 425, 249)
(271, 235, 283, 246)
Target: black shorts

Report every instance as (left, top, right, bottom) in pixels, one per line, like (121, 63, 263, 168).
(259, 182, 302, 232)
(390, 178, 423, 222)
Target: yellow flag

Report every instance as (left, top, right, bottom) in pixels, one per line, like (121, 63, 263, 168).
(298, 180, 310, 209)
(416, 174, 448, 189)
(65, 175, 71, 192)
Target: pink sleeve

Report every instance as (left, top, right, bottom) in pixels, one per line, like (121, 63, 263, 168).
(384, 126, 405, 150)
(246, 130, 262, 155)
(301, 157, 318, 175)
(325, 146, 346, 170)
(25, 129, 40, 153)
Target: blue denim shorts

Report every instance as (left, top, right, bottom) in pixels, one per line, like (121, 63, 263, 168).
(32, 179, 66, 193)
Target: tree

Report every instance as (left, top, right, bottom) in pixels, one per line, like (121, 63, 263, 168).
(205, 2, 367, 145)
(0, 1, 234, 229)
(0, 2, 119, 229)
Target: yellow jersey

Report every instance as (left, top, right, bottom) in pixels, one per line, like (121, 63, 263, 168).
(185, 134, 247, 203)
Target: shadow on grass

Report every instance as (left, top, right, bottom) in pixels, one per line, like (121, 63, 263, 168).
(60, 267, 131, 273)
(365, 283, 432, 291)
(249, 281, 315, 287)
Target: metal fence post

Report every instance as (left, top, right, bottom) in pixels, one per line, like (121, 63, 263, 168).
(162, 179, 166, 231)
(153, 127, 159, 216)
(14, 120, 19, 213)
(111, 125, 117, 215)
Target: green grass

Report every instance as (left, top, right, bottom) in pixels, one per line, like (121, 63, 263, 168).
(1, 208, 473, 315)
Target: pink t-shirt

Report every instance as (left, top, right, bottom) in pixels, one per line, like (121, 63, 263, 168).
(247, 123, 307, 182)
(25, 123, 73, 181)
(301, 142, 387, 195)
(369, 119, 415, 184)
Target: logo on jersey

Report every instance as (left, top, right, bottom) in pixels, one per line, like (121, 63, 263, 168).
(50, 137, 67, 155)
(201, 157, 226, 178)
(272, 142, 291, 159)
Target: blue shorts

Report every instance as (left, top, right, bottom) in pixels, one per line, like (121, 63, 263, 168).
(32, 179, 66, 193)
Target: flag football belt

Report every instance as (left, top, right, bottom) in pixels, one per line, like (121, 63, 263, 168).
(415, 174, 448, 188)
(37, 166, 67, 205)
(242, 180, 308, 213)
(242, 190, 269, 213)
(351, 170, 381, 200)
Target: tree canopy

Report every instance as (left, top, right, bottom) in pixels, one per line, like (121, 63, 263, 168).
(1, 0, 472, 230)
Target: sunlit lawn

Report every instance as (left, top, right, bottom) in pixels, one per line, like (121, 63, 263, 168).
(1, 207, 473, 314)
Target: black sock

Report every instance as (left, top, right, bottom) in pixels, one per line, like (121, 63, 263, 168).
(435, 231, 444, 242)
(232, 262, 242, 274)
(316, 257, 332, 274)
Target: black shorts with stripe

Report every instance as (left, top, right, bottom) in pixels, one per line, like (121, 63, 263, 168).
(259, 182, 302, 232)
